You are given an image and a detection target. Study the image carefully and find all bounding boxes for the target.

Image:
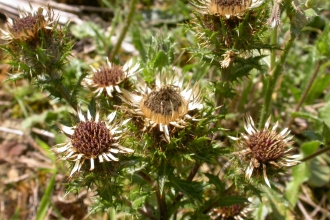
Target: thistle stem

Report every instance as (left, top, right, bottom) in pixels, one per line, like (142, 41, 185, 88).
(109, 0, 138, 61)
(270, 27, 278, 71)
(215, 64, 233, 107)
(172, 163, 201, 219)
(300, 146, 330, 162)
(49, 70, 76, 111)
(121, 196, 157, 220)
(286, 61, 322, 127)
(202, 183, 236, 214)
(137, 171, 168, 220)
(259, 34, 296, 128)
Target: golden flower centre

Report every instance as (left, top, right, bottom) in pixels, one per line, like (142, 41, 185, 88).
(140, 86, 186, 124)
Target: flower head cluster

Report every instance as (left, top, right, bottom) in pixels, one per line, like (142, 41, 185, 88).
(83, 59, 140, 97)
(53, 107, 133, 176)
(231, 115, 299, 187)
(120, 74, 203, 142)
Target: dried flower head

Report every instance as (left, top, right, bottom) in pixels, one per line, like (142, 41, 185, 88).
(210, 202, 253, 220)
(83, 59, 140, 97)
(53, 107, 133, 176)
(189, 0, 269, 55)
(120, 74, 203, 142)
(191, 0, 264, 17)
(221, 50, 238, 68)
(0, 6, 72, 79)
(0, 6, 53, 42)
(231, 115, 299, 187)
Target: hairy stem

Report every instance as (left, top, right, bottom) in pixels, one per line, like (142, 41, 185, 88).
(49, 70, 76, 111)
(270, 27, 278, 71)
(259, 34, 296, 128)
(109, 0, 138, 61)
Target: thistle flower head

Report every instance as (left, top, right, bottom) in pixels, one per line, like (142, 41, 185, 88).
(191, 0, 264, 17)
(189, 0, 268, 53)
(83, 59, 140, 97)
(120, 74, 203, 142)
(210, 202, 253, 220)
(231, 115, 299, 187)
(1, 6, 53, 43)
(0, 6, 72, 80)
(53, 107, 133, 176)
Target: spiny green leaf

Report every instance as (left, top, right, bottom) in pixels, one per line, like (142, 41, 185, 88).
(169, 176, 205, 203)
(286, 0, 308, 36)
(153, 51, 169, 68)
(203, 173, 225, 194)
(218, 196, 248, 206)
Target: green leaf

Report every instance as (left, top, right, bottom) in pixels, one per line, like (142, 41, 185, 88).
(303, 131, 323, 142)
(158, 159, 173, 194)
(305, 74, 330, 104)
(88, 97, 97, 118)
(304, 8, 318, 22)
(36, 170, 57, 220)
(229, 55, 267, 82)
(190, 136, 210, 145)
(301, 141, 320, 156)
(285, 162, 308, 206)
(153, 51, 169, 69)
(262, 186, 295, 220)
(21, 107, 67, 129)
(132, 194, 148, 210)
(322, 122, 330, 144)
(286, 0, 308, 36)
(319, 101, 330, 126)
(169, 176, 205, 203)
(36, 138, 55, 162)
(218, 196, 248, 206)
(299, 141, 330, 187)
(70, 22, 104, 39)
(291, 111, 323, 124)
(316, 24, 330, 57)
(203, 173, 225, 194)
(307, 154, 330, 187)
(131, 26, 147, 62)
